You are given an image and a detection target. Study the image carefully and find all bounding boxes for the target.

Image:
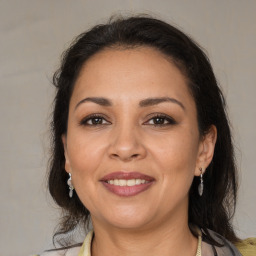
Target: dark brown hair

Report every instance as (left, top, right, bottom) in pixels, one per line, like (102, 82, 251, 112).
(49, 15, 239, 246)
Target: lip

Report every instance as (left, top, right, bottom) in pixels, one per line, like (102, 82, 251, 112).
(100, 172, 155, 197)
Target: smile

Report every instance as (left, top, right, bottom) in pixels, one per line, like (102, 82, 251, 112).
(100, 172, 155, 197)
(106, 179, 149, 186)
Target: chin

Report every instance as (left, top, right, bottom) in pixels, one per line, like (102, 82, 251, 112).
(96, 206, 154, 230)
(109, 216, 152, 230)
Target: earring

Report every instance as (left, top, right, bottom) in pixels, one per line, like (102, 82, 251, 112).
(67, 173, 74, 198)
(198, 168, 204, 196)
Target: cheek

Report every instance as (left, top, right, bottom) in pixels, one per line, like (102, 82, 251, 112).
(148, 129, 199, 189)
(66, 133, 107, 211)
(66, 131, 107, 184)
(151, 129, 199, 167)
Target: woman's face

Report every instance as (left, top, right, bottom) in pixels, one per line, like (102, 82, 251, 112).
(63, 47, 213, 230)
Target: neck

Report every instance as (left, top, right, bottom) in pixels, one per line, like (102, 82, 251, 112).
(91, 212, 198, 256)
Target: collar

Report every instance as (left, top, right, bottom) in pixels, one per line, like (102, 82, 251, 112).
(78, 230, 93, 256)
(77, 229, 202, 256)
(77, 228, 242, 256)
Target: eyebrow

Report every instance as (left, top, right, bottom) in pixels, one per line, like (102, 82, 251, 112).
(139, 97, 185, 110)
(75, 96, 185, 111)
(75, 97, 112, 110)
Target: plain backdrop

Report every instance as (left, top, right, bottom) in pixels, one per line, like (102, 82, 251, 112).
(0, 1, 255, 255)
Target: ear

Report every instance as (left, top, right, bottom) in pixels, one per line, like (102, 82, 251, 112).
(62, 134, 71, 174)
(195, 125, 217, 176)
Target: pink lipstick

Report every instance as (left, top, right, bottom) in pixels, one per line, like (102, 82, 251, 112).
(100, 172, 155, 197)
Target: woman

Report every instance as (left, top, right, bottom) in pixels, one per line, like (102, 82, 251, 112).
(40, 16, 255, 255)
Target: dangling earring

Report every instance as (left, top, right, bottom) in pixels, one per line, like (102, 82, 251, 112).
(67, 173, 74, 198)
(198, 168, 204, 196)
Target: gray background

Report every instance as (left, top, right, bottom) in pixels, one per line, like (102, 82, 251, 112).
(0, 0, 255, 255)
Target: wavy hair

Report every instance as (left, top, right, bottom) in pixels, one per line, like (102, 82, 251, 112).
(48, 15, 239, 246)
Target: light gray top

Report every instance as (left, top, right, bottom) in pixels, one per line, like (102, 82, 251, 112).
(38, 228, 242, 256)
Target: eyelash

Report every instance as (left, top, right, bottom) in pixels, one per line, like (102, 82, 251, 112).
(79, 114, 111, 126)
(79, 114, 176, 127)
(144, 114, 177, 126)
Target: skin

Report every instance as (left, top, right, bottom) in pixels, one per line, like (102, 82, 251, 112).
(63, 47, 217, 256)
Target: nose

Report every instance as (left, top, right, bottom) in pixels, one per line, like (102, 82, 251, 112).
(108, 125, 147, 162)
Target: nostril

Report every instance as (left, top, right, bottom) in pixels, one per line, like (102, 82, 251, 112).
(110, 153, 140, 160)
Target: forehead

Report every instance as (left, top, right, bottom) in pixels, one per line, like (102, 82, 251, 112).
(71, 47, 193, 107)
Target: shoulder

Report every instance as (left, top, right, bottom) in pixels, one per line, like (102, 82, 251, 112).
(203, 229, 242, 255)
(235, 238, 256, 256)
(36, 245, 81, 256)
(205, 229, 256, 256)
(34, 230, 94, 256)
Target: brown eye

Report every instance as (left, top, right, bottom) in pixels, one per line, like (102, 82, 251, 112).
(152, 117, 167, 125)
(90, 117, 104, 125)
(80, 115, 110, 126)
(145, 114, 177, 126)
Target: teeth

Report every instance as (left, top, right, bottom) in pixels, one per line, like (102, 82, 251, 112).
(127, 179, 135, 186)
(107, 179, 149, 186)
(119, 179, 127, 186)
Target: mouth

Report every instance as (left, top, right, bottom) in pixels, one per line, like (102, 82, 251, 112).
(106, 178, 149, 186)
(100, 172, 155, 197)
